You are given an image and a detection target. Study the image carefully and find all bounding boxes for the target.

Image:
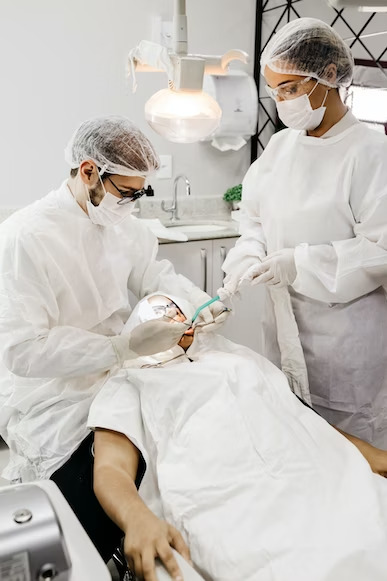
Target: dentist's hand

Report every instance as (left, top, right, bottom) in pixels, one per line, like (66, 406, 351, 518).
(129, 319, 189, 355)
(194, 299, 230, 331)
(124, 503, 191, 581)
(112, 319, 189, 365)
(242, 249, 296, 288)
(190, 288, 230, 332)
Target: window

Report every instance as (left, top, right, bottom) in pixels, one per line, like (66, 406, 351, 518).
(343, 60, 387, 134)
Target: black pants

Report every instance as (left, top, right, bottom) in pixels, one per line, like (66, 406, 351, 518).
(50, 433, 123, 563)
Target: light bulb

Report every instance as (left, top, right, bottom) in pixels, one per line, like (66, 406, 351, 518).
(145, 88, 222, 143)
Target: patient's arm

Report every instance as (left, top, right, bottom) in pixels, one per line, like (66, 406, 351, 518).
(335, 428, 387, 477)
(93, 428, 191, 581)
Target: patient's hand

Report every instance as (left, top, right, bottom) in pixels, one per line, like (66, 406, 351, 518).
(124, 503, 191, 581)
(336, 428, 387, 477)
(93, 429, 192, 579)
(360, 446, 387, 478)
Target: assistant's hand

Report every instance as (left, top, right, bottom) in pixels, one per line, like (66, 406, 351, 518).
(124, 504, 191, 581)
(128, 319, 188, 356)
(222, 257, 261, 297)
(242, 249, 296, 288)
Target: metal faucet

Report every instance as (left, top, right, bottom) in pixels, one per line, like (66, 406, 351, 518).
(161, 175, 191, 222)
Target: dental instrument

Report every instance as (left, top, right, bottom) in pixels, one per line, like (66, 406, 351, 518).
(192, 295, 232, 323)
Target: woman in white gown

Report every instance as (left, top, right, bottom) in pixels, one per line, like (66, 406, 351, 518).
(222, 18, 387, 447)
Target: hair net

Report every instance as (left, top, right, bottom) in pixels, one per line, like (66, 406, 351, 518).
(261, 18, 354, 88)
(64, 115, 160, 177)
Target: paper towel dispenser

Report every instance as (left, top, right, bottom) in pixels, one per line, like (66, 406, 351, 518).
(202, 71, 258, 151)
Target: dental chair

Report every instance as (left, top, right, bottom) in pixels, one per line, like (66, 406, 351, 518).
(0, 479, 205, 581)
(0, 480, 110, 580)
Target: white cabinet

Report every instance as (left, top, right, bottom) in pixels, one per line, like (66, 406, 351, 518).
(157, 240, 213, 293)
(158, 238, 265, 354)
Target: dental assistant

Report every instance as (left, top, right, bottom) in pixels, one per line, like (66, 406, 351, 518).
(0, 115, 228, 561)
(223, 18, 387, 447)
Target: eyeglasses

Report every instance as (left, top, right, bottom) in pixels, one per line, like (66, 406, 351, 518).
(106, 176, 147, 205)
(265, 76, 316, 101)
(150, 300, 193, 326)
(150, 300, 183, 320)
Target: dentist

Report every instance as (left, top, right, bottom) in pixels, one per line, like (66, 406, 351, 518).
(0, 115, 227, 564)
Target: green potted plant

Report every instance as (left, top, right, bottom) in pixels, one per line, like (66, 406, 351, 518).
(223, 184, 242, 211)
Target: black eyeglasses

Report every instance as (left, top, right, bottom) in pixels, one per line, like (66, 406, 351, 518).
(106, 176, 147, 205)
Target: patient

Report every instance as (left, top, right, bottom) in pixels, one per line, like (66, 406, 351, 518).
(88, 294, 387, 581)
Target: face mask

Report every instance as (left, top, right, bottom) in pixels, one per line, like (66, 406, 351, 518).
(276, 82, 329, 131)
(86, 171, 137, 227)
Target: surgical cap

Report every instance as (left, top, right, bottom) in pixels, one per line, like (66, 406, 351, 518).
(261, 18, 354, 88)
(64, 115, 160, 177)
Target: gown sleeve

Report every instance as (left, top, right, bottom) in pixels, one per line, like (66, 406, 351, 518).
(293, 136, 387, 303)
(0, 231, 121, 378)
(222, 160, 268, 279)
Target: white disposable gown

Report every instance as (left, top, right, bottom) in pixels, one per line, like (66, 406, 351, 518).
(88, 330, 387, 581)
(0, 181, 197, 481)
(223, 112, 387, 446)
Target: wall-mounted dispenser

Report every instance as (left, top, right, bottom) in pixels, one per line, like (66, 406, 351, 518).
(202, 71, 258, 151)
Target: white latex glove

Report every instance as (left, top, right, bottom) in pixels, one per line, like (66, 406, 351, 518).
(195, 300, 230, 332)
(190, 289, 230, 331)
(242, 249, 296, 288)
(111, 319, 189, 364)
(222, 258, 262, 297)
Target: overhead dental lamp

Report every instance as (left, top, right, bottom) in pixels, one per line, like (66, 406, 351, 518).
(128, 0, 249, 143)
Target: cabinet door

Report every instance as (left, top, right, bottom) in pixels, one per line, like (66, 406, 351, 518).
(157, 240, 213, 293)
(212, 237, 265, 354)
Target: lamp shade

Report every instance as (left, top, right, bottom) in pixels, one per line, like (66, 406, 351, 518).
(145, 88, 222, 143)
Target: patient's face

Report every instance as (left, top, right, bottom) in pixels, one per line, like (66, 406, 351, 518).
(147, 295, 194, 350)
(148, 295, 186, 322)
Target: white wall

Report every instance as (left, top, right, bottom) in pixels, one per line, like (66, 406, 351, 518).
(0, 0, 256, 208)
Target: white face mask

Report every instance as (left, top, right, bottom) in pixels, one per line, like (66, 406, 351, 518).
(86, 171, 137, 227)
(276, 82, 329, 131)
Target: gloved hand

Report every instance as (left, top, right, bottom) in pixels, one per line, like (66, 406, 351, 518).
(111, 319, 189, 364)
(195, 300, 230, 332)
(190, 288, 230, 331)
(241, 249, 296, 288)
(222, 257, 262, 297)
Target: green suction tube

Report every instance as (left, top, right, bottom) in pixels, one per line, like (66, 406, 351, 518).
(191, 295, 221, 323)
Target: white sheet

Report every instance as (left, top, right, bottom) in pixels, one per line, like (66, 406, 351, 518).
(88, 334, 387, 581)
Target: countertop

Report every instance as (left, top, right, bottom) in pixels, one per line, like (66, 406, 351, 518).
(158, 221, 240, 244)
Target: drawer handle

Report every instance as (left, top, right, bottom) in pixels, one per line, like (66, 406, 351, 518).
(200, 248, 208, 292)
(220, 246, 227, 280)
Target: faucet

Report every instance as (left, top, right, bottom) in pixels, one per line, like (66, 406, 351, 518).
(161, 175, 191, 222)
